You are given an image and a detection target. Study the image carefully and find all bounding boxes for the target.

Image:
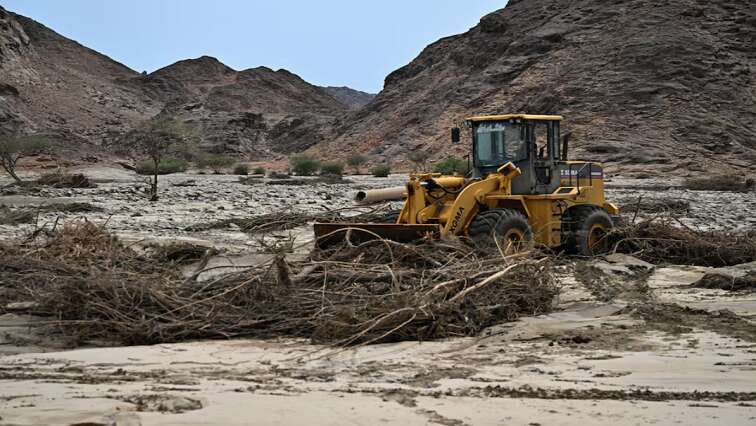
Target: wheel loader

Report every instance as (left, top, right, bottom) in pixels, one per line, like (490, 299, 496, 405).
(314, 114, 619, 255)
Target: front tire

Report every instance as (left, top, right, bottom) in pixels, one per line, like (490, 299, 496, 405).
(564, 206, 613, 256)
(468, 209, 533, 254)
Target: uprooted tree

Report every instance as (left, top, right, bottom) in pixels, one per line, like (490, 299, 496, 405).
(128, 116, 194, 201)
(0, 134, 50, 183)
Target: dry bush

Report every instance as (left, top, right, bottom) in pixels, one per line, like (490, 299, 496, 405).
(188, 208, 387, 233)
(36, 172, 96, 188)
(684, 175, 754, 192)
(147, 241, 215, 264)
(611, 218, 756, 267)
(0, 203, 103, 226)
(0, 205, 35, 225)
(49, 202, 103, 213)
(0, 223, 558, 346)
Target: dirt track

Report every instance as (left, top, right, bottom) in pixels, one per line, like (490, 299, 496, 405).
(1, 166, 755, 425)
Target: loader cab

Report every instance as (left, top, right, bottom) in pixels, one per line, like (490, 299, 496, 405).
(466, 114, 563, 195)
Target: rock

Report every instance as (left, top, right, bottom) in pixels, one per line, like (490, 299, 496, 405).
(605, 253, 654, 271)
(591, 261, 633, 277)
(693, 262, 756, 291)
(166, 396, 203, 413)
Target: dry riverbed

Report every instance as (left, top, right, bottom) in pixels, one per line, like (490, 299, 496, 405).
(1, 165, 755, 426)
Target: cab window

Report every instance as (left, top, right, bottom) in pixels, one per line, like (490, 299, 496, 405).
(474, 122, 527, 168)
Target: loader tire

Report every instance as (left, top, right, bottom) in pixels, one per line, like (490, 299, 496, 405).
(382, 210, 401, 224)
(564, 206, 613, 256)
(468, 209, 533, 254)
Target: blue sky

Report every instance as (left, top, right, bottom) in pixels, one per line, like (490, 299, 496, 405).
(2, 1, 506, 93)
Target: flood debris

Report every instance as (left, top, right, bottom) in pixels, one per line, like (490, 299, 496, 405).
(0, 205, 35, 225)
(0, 203, 103, 226)
(188, 207, 388, 233)
(35, 172, 96, 188)
(683, 175, 755, 192)
(0, 223, 558, 346)
(611, 218, 756, 267)
(147, 241, 217, 264)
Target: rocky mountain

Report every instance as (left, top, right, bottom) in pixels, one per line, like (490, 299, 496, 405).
(321, 86, 375, 110)
(0, 6, 352, 158)
(3, 1, 755, 173)
(312, 0, 756, 174)
(139, 57, 348, 156)
(0, 6, 159, 150)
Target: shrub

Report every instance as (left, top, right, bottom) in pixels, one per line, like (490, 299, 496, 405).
(233, 164, 249, 175)
(253, 166, 266, 175)
(372, 165, 391, 178)
(196, 153, 235, 174)
(290, 155, 321, 176)
(407, 151, 430, 169)
(684, 175, 754, 192)
(36, 172, 96, 188)
(135, 158, 188, 175)
(346, 154, 368, 174)
(433, 157, 469, 175)
(320, 161, 345, 176)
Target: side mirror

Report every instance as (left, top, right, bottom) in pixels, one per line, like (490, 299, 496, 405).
(561, 132, 571, 161)
(451, 127, 461, 144)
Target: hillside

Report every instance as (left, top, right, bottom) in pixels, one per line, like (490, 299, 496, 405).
(312, 0, 756, 175)
(321, 86, 376, 110)
(0, 6, 158, 149)
(3, 1, 755, 173)
(0, 6, 352, 158)
(138, 57, 348, 156)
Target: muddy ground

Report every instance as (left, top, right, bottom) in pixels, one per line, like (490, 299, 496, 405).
(1, 166, 755, 426)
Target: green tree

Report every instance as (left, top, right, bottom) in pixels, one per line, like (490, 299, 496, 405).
(346, 154, 368, 175)
(290, 154, 321, 176)
(197, 153, 236, 174)
(0, 134, 49, 183)
(320, 161, 345, 176)
(129, 116, 193, 201)
(372, 165, 391, 178)
(433, 157, 469, 175)
(233, 164, 250, 175)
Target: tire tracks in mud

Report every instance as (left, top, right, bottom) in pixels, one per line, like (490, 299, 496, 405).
(574, 258, 756, 343)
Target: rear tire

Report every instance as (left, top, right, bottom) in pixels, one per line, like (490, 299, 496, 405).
(468, 209, 533, 254)
(564, 206, 613, 256)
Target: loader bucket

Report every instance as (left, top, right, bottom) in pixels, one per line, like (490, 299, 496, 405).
(313, 223, 441, 248)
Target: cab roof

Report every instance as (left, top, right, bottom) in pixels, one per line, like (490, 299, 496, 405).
(466, 114, 563, 122)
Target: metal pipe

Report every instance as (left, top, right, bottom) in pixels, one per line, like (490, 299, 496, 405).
(354, 186, 407, 204)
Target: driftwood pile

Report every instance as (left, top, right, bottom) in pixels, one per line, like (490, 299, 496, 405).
(189, 207, 388, 233)
(611, 218, 756, 267)
(0, 223, 558, 346)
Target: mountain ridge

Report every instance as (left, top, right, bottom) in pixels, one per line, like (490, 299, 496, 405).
(0, 7, 365, 158)
(309, 0, 756, 174)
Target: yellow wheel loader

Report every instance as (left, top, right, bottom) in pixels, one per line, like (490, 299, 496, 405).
(315, 114, 619, 255)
